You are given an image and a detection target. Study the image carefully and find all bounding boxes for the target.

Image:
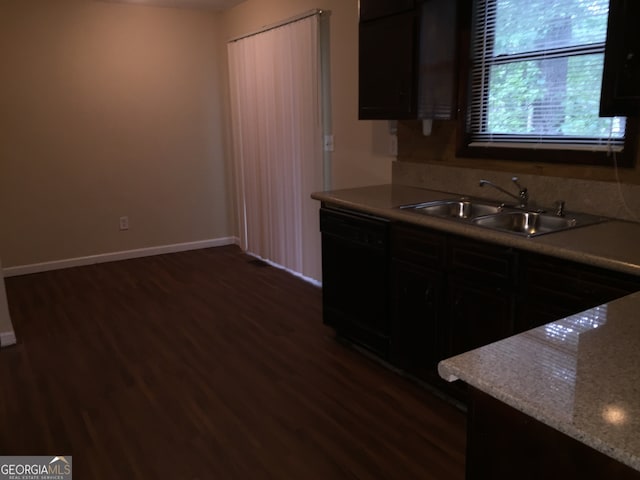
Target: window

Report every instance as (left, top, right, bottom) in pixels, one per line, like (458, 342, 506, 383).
(460, 0, 635, 165)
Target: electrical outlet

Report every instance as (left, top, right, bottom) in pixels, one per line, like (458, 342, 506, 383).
(119, 216, 129, 231)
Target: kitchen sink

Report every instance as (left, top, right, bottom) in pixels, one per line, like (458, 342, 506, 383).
(400, 197, 608, 237)
(401, 199, 503, 219)
(472, 211, 576, 236)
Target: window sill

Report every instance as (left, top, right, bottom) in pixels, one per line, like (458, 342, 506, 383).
(455, 119, 638, 168)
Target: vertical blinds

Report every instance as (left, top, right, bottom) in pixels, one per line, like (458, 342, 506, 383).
(468, 0, 626, 151)
(228, 14, 324, 282)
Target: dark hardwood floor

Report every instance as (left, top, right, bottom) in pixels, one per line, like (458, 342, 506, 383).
(1, 245, 466, 479)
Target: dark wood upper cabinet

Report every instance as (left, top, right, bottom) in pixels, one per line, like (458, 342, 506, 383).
(358, 0, 461, 120)
(600, 0, 640, 116)
(359, 10, 419, 119)
(359, 0, 415, 22)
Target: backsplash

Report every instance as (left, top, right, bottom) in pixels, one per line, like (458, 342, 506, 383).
(393, 161, 640, 223)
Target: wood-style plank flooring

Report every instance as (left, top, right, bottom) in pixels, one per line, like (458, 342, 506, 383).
(1, 245, 465, 479)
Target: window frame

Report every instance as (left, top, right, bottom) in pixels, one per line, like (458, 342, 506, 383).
(455, 0, 638, 167)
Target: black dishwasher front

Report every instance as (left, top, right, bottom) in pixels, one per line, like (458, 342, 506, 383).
(320, 206, 390, 358)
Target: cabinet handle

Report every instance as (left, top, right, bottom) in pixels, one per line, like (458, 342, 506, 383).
(424, 287, 432, 301)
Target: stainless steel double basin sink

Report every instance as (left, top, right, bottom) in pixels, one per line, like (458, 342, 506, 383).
(399, 198, 607, 237)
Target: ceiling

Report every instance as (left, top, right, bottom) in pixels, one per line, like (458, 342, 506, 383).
(99, 0, 247, 12)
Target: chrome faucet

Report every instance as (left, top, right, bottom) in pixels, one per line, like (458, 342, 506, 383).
(479, 177, 529, 208)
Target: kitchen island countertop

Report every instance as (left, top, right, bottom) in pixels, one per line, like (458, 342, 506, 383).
(438, 291, 640, 472)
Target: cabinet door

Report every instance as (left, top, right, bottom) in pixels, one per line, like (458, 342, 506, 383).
(359, 0, 415, 22)
(359, 11, 418, 119)
(417, 0, 459, 119)
(391, 260, 444, 376)
(600, 0, 640, 116)
(447, 277, 513, 357)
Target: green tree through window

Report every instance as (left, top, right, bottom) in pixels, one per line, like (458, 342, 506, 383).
(467, 0, 626, 150)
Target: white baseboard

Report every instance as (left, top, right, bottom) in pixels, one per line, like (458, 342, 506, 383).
(245, 250, 322, 287)
(0, 331, 17, 348)
(2, 237, 240, 278)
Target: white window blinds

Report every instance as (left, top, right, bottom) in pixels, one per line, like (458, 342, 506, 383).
(468, 0, 626, 151)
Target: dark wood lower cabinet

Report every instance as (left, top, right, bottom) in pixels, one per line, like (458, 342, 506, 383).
(517, 253, 640, 333)
(447, 277, 512, 356)
(319, 210, 640, 404)
(319, 207, 640, 478)
(391, 259, 443, 378)
(445, 235, 516, 363)
(467, 388, 640, 480)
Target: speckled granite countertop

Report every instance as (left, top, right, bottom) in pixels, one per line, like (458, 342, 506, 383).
(438, 291, 640, 472)
(311, 184, 640, 276)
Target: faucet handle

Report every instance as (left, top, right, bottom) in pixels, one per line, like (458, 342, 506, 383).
(554, 200, 566, 217)
(511, 176, 526, 191)
(511, 177, 529, 207)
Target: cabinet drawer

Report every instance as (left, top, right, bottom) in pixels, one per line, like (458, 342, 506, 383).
(391, 223, 446, 270)
(526, 269, 629, 306)
(448, 236, 516, 284)
(320, 206, 389, 250)
(523, 254, 640, 309)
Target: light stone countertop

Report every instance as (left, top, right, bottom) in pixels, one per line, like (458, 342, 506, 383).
(311, 184, 640, 276)
(438, 292, 640, 472)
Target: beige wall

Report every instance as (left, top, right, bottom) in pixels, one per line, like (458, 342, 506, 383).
(0, 0, 232, 268)
(221, 0, 393, 191)
(0, 0, 392, 270)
